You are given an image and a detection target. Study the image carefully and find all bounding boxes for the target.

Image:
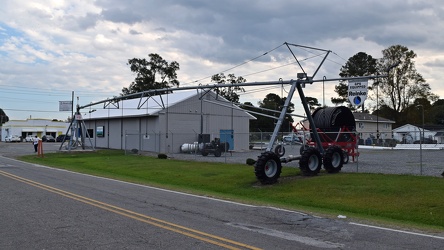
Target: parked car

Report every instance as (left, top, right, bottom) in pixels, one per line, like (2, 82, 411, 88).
(414, 138, 437, 144)
(25, 135, 34, 142)
(42, 135, 56, 142)
(282, 134, 302, 144)
(56, 134, 71, 142)
(5, 135, 21, 142)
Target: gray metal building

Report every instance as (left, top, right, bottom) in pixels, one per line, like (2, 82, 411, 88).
(82, 90, 255, 153)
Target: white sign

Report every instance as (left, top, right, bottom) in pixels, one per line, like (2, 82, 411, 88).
(348, 79, 368, 106)
(59, 101, 73, 111)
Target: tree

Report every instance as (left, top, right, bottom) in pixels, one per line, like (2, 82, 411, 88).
(241, 101, 259, 132)
(211, 73, 246, 103)
(257, 93, 295, 132)
(305, 97, 321, 111)
(377, 45, 438, 117)
(122, 53, 180, 95)
(332, 52, 377, 110)
(0, 108, 9, 124)
(397, 98, 432, 126)
(431, 99, 444, 125)
(372, 104, 398, 125)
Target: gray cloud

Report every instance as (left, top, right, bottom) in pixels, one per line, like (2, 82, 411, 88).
(425, 59, 444, 68)
(61, 13, 101, 31)
(1, 0, 444, 120)
(91, 0, 444, 63)
(101, 8, 144, 24)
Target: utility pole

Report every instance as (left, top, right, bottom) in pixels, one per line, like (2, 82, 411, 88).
(418, 104, 424, 175)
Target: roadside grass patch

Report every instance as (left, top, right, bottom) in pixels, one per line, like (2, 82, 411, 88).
(19, 149, 444, 231)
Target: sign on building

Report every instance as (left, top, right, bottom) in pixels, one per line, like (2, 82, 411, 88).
(59, 101, 73, 111)
(348, 79, 368, 106)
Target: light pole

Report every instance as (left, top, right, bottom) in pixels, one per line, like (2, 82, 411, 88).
(374, 81, 379, 145)
(417, 104, 424, 175)
(323, 76, 326, 107)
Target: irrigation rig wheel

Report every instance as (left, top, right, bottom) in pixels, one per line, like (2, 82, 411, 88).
(323, 145, 344, 173)
(254, 151, 282, 184)
(342, 150, 349, 164)
(299, 144, 310, 155)
(274, 144, 285, 157)
(299, 147, 322, 176)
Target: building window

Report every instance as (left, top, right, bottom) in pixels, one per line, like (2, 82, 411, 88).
(96, 126, 105, 137)
(87, 129, 94, 138)
(358, 122, 364, 129)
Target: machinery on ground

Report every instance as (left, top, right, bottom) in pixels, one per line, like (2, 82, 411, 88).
(251, 44, 394, 185)
(200, 138, 229, 157)
(70, 42, 394, 184)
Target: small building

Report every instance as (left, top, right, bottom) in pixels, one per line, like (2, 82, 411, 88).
(393, 124, 443, 144)
(435, 132, 444, 144)
(353, 112, 395, 145)
(82, 90, 255, 153)
(1, 119, 70, 141)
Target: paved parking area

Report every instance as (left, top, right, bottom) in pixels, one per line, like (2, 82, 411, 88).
(0, 141, 63, 157)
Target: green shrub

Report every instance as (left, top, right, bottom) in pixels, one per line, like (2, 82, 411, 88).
(246, 158, 256, 165)
(158, 153, 168, 159)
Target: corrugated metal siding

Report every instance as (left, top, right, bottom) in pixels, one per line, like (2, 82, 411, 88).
(82, 91, 252, 152)
(108, 119, 123, 149)
(123, 118, 140, 151)
(92, 120, 108, 148)
(139, 117, 160, 152)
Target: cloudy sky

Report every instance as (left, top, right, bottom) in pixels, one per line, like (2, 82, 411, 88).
(1, 0, 443, 121)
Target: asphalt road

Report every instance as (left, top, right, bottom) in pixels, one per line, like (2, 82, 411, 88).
(1, 142, 444, 249)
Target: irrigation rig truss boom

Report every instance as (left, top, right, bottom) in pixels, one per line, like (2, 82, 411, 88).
(76, 43, 394, 184)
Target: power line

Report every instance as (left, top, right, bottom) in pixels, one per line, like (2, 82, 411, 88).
(0, 96, 56, 104)
(187, 43, 286, 85)
(2, 108, 70, 113)
(0, 83, 118, 96)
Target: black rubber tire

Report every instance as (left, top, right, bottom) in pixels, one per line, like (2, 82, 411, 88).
(274, 145, 285, 157)
(343, 150, 349, 164)
(299, 147, 322, 176)
(299, 144, 310, 155)
(201, 150, 209, 156)
(323, 145, 344, 173)
(254, 151, 282, 184)
(214, 149, 222, 157)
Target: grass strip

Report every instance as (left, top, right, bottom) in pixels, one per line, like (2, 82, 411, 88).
(19, 149, 444, 231)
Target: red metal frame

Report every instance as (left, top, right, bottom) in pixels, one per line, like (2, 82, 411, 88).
(291, 122, 359, 162)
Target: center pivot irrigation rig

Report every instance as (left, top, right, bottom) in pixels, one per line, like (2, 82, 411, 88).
(71, 42, 394, 184)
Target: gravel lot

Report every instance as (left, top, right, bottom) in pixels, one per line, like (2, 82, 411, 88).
(1, 141, 443, 177)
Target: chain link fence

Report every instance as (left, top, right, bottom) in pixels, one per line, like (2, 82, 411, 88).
(122, 130, 444, 177)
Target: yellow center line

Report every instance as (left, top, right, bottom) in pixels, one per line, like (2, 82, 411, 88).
(0, 170, 261, 250)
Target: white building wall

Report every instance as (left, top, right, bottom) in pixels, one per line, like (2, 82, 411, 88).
(356, 121, 393, 142)
(393, 124, 435, 143)
(1, 119, 69, 141)
(82, 91, 253, 153)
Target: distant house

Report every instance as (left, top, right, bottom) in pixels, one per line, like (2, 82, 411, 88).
(435, 131, 444, 144)
(352, 112, 396, 145)
(393, 124, 444, 144)
(1, 119, 69, 142)
(81, 90, 255, 153)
